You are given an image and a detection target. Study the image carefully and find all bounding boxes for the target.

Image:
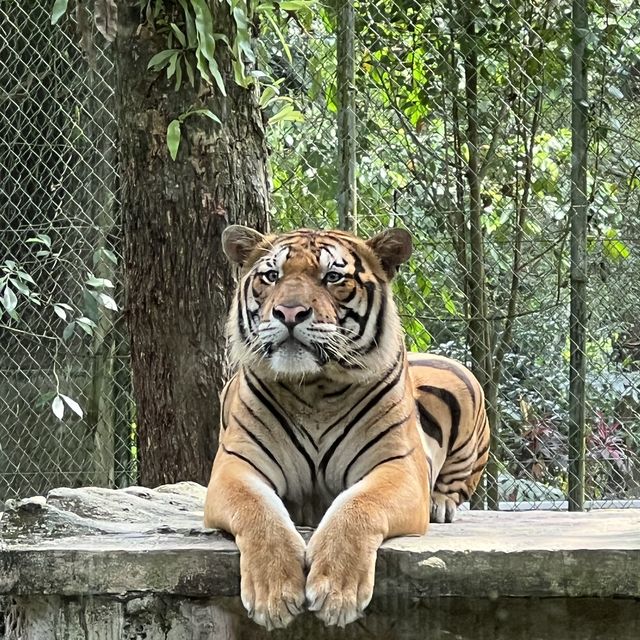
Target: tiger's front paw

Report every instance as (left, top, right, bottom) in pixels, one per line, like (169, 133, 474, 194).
(237, 530, 306, 630)
(305, 531, 380, 627)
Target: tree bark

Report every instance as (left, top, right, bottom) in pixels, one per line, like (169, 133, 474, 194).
(114, 2, 269, 487)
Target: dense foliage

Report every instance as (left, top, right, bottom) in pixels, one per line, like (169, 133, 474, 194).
(261, 0, 640, 501)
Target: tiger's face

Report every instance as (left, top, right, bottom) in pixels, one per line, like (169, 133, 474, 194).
(222, 226, 412, 380)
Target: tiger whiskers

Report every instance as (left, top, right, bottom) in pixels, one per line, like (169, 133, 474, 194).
(322, 340, 366, 370)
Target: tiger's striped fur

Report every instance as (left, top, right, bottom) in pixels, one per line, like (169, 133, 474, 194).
(205, 226, 490, 629)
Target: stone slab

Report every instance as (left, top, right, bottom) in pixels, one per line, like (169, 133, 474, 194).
(1, 484, 639, 601)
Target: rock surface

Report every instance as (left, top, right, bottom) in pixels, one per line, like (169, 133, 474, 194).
(1, 483, 639, 639)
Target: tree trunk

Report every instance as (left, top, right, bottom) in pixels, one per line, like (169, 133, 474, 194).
(113, 2, 269, 487)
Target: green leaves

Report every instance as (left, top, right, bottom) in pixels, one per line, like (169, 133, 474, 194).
(148, 49, 181, 71)
(61, 394, 84, 418)
(171, 23, 187, 48)
(2, 229, 120, 352)
(278, 1, 315, 9)
(85, 273, 117, 313)
(440, 289, 458, 316)
(1, 257, 42, 319)
(176, 0, 197, 47)
(140, 0, 314, 157)
(26, 233, 51, 248)
(50, 0, 69, 25)
(259, 81, 283, 108)
(191, 0, 227, 94)
(76, 316, 97, 336)
(268, 103, 305, 125)
(85, 276, 114, 289)
(63, 322, 76, 342)
(232, 2, 255, 65)
(2, 286, 17, 313)
(97, 293, 118, 311)
(167, 119, 182, 161)
(166, 108, 223, 160)
(603, 229, 630, 261)
(260, 7, 293, 64)
(189, 108, 222, 125)
(52, 395, 64, 420)
(52, 393, 84, 421)
(607, 85, 624, 100)
(53, 304, 70, 321)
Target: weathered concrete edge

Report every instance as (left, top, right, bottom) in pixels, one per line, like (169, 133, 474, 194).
(2, 543, 639, 599)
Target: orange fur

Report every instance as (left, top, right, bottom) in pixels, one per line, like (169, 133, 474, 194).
(205, 226, 489, 629)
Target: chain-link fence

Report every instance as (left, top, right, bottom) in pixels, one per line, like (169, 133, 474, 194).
(1, 1, 639, 509)
(0, 1, 134, 503)
(262, 0, 640, 509)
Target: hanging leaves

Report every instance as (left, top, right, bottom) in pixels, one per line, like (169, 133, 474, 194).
(50, 0, 69, 25)
(165, 109, 223, 161)
(51, 394, 84, 420)
(94, 0, 118, 42)
(49, 0, 313, 200)
(52, 395, 65, 420)
(167, 119, 182, 161)
(2, 286, 17, 313)
(61, 394, 84, 419)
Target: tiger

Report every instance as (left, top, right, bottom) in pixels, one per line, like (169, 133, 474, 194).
(204, 225, 490, 630)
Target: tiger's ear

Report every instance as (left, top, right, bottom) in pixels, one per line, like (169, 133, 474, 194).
(366, 228, 413, 279)
(222, 225, 265, 266)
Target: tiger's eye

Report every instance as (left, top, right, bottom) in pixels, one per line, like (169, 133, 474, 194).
(325, 271, 343, 284)
(263, 270, 279, 283)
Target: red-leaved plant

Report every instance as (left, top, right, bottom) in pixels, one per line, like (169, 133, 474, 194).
(588, 411, 630, 473)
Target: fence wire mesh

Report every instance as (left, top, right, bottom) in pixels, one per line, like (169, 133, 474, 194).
(0, 1, 134, 503)
(262, 0, 640, 508)
(1, 0, 639, 509)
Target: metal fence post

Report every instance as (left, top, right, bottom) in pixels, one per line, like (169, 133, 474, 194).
(568, 0, 589, 511)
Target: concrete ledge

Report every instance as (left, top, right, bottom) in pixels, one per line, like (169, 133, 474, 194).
(1, 484, 639, 639)
(1, 484, 639, 599)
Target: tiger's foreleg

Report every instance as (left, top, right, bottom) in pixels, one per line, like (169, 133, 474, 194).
(305, 452, 429, 627)
(204, 453, 306, 630)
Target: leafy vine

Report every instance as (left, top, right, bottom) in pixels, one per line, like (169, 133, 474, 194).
(52, 0, 314, 158)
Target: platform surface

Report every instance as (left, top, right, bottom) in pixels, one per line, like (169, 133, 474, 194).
(1, 483, 639, 599)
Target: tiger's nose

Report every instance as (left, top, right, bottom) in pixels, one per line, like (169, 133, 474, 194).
(272, 304, 312, 329)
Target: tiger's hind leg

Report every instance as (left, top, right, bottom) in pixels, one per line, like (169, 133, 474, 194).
(431, 460, 486, 523)
(430, 420, 490, 523)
